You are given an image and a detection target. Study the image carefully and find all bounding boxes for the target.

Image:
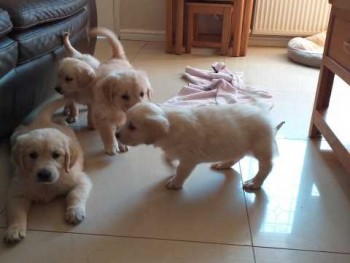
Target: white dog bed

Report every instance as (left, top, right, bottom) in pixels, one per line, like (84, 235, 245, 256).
(287, 32, 326, 68)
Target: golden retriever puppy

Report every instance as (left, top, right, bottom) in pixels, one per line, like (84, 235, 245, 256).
(89, 27, 152, 155)
(56, 33, 100, 128)
(116, 102, 284, 190)
(4, 98, 92, 244)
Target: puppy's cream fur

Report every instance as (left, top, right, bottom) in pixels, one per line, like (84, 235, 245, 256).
(4, 98, 92, 244)
(117, 102, 281, 190)
(90, 27, 152, 155)
(56, 33, 100, 128)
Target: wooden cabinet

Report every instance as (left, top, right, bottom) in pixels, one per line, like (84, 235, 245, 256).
(309, 0, 350, 173)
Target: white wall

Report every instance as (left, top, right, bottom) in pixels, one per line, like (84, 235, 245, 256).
(96, 0, 166, 41)
(96, 0, 114, 29)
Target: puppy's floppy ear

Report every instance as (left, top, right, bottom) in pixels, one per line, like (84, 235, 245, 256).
(11, 135, 27, 171)
(141, 71, 153, 100)
(100, 77, 117, 106)
(64, 138, 79, 173)
(76, 63, 96, 87)
(146, 87, 153, 100)
(145, 115, 170, 144)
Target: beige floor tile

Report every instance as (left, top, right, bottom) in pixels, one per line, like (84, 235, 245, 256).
(0, 229, 254, 263)
(254, 247, 350, 263)
(241, 139, 350, 253)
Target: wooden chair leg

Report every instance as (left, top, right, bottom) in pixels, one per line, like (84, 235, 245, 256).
(231, 0, 244, 57)
(220, 6, 232, 55)
(186, 7, 194, 53)
(166, 0, 173, 53)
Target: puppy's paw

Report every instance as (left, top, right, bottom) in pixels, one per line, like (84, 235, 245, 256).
(165, 177, 183, 190)
(65, 206, 86, 224)
(63, 106, 70, 116)
(66, 115, 78, 124)
(4, 227, 26, 244)
(210, 162, 233, 170)
(243, 178, 262, 190)
(105, 145, 118, 155)
(118, 144, 128, 153)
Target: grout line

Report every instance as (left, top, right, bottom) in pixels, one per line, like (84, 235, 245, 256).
(240, 164, 257, 263)
(3, 227, 252, 248)
(129, 42, 148, 62)
(252, 245, 350, 256)
(1, 226, 350, 256)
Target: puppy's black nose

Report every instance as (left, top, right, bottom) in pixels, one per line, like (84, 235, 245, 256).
(37, 169, 52, 182)
(115, 132, 120, 139)
(55, 86, 63, 94)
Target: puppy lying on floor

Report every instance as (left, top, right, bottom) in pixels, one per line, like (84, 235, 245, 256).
(56, 32, 100, 128)
(116, 102, 284, 190)
(90, 27, 152, 155)
(4, 98, 92, 243)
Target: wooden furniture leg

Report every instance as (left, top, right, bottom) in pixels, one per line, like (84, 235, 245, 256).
(240, 0, 253, 56)
(231, 0, 244, 56)
(166, 0, 174, 53)
(175, 0, 185, 55)
(309, 65, 335, 137)
(221, 6, 232, 55)
(186, 5, 194, 53)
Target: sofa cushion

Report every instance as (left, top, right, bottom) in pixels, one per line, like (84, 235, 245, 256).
(0, 0, 87, 30)
(0, 37, 18, 77)
(10, 8, 88, 64)
(0, 8, 12, 38)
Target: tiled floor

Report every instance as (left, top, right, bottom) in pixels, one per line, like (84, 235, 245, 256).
(1, 40, 350, 262)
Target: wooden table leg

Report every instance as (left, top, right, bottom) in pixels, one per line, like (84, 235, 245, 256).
(166, 0, 174, 53)
(309, 65, 335, 137)
(231, 0, 244, 57)
(240, 0, 253, 56)
(175, 0, 184, 55)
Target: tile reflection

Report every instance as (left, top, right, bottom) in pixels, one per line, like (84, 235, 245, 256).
(311, 184, 320, 197)
(243, 140, 307, 234)
(242, 139, 350, 252)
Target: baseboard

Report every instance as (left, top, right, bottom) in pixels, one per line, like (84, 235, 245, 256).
(117, 29, 294, 47)
(119, 29, 165, 42)
(248, 35, 294, 47)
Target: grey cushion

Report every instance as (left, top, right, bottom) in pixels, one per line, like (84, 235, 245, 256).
(0, 8, 12, 38)
(10, 8, 88, 64)
(0, 37, 18, 77)
(0, 0, 87, 30)
(288, 47, 322, 68)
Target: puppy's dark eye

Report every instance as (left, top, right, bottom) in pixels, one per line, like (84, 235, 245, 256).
(52, 152, 60, 159)
(121, 94, 130, 100)
(129, 122, 136, 131)
(140, 92, 144, 98)
(65, 76, 73, 82)
(29, 152, 38, 159)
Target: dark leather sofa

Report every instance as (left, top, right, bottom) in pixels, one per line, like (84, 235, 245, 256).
(0, 0, 97, 138)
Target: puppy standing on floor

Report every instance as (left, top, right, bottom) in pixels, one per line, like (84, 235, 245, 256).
(56, 32, 100, 128)
(90, 27, 152, 155)
(4, 98, 92, 243)
(117, 102, 284, 190)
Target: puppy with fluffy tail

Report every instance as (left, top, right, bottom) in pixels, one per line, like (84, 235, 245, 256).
(117, 102, 284, 190)
(4, 98, 92, 244)
(56, 32, 100, 127)
(89, 27, 153, 155)
(62, 32, 100, 69)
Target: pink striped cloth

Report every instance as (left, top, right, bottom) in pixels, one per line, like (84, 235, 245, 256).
(161, 62, 273, 109)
